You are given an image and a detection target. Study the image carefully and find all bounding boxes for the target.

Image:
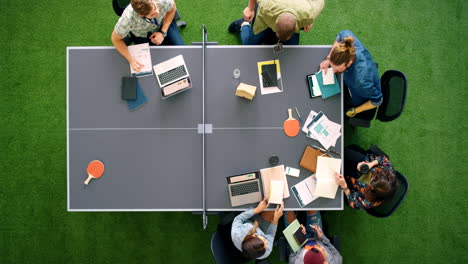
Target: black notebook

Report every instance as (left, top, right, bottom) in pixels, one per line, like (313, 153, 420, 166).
(293, 228, 307, 245)
(121, 77, 137, 100)
(262, 64, 278, 87)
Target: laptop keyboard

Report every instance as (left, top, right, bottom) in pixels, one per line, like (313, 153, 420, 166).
(158, 65, 187, 86)
(230, 181, 260, 197)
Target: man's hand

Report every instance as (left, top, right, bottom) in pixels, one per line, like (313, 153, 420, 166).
(254, 196, 269, 214)
(273, 203, 284, 222)
(346, 107, 357, 117)
(310, 224, 323, 239)
(303, 24, 313, 32)
(149, 32, 165, 45)
(243, 7, 255, 21)
(130, 59, 144, 72)
(334, 172, 347, 189)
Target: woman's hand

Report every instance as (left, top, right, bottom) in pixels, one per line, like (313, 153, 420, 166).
(357, 161, 377, 171)
(273, 203, 284, 223)
(334, 172, 347, 189)
(319, 59, 331, 72)
(254, 196, 269, 214)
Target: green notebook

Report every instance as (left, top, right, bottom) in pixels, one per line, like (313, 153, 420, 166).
(283, 219, 309, 253)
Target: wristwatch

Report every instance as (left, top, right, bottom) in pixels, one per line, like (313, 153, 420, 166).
(160, 30, 167, 38)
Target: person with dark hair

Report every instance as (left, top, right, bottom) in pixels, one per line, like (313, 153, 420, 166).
(228, 0, 325, 45)
(111, 0, 185, 72)
(319, 30, 382, 118)
(285, 211, 342, 264)
(231, 197, 284, 260)
(335, 147, 397, 209)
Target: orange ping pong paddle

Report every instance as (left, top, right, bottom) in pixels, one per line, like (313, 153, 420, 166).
(84, 160, 105, 185)
(283, 109, 300, 137)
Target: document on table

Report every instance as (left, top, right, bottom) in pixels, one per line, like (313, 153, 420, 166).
(308, 111, 341, 150)
(128, 43, 153, 77)
(260, 165, 290, 199)
(302, 111, 341, 150)
(291, 176, 319, 207)
(313, 156, 342, 199)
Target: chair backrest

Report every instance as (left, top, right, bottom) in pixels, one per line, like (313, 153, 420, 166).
(366, 170, 409, 217)
(376, 70, 408, 122)
(210, 229, 251, 264)
(112, 0, 130, 16)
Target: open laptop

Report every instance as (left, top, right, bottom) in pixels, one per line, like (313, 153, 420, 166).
(153, 55, 192, 98)
(227, 172, 262, 207)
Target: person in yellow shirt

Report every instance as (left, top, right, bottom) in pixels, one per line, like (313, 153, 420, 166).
(228, 0, 324, 45)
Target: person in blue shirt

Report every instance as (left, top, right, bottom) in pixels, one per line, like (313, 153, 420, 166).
(231, 197, 284, 260)
(320, 30, 382, 118)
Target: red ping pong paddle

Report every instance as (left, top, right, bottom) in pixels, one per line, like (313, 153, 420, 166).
(283, 109, 300, 137)
(84, 160, 105, 185)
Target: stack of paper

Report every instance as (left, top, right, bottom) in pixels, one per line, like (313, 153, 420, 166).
(302, 110, 341, 150)
(260, 165, 290, 200)
(291, 175, 319, 207)
(269, 180, 285, 204)
(313, 156, 342, 199)
(128, 43, 153, 77)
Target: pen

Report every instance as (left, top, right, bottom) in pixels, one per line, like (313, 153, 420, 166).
(312, 145, 341, 156)
(294, 107, 303, 123)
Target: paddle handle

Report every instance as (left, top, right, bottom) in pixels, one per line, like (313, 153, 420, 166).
(84, 175, 93, 185)
(288, 108, 293, 120)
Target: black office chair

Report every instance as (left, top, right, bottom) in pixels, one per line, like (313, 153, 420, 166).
(112, 0, 187, 28)
(344, 144, 410, 218)
(349, 70, 408, 127)
(211, 212, 271, 264)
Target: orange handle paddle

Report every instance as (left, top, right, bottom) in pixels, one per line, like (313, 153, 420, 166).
(85, 160, 105, 185)
(283, 109, 300, 137)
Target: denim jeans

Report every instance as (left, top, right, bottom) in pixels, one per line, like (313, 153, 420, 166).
(284, 211, 323, 239)
(240, 24, 300, 45)
(124, 19, 185, 46)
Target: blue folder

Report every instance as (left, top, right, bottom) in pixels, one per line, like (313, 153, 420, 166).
(127, 80, 147, 111)
(315, 71, 341, 99)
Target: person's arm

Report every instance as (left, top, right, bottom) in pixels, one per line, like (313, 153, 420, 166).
(346, 100, 377, 117)
(231, 208, 256, 250)
(317, 235, 343, 264)
(335, 172, 376, 210)
(319, 40, 339, 72)
(149, 2, 177, 45)
(111, 30, 143, 72)
(243, 0, 256, 21)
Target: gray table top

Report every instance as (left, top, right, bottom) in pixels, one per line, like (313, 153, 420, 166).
(67, 46, 343, 211)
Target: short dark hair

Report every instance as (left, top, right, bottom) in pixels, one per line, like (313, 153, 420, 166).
(241, 235, 266, 259)
(276, 13, 297, 41)
(131, 0, 156, 16)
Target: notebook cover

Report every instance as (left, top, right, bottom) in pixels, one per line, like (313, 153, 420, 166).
(121, 77, 137, 100)
(127, 80, 147, 111)
(299, 146, 324, 173)
(315, 71, 340, 99)
(282, 219, 305, 253)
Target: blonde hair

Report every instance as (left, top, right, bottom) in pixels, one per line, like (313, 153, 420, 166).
(247, 220, 260, 236)
(330, 36, 356, 65)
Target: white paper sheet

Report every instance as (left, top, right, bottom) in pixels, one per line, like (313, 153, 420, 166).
(291, 176, 319, 207)
(314, 156, 342, 199)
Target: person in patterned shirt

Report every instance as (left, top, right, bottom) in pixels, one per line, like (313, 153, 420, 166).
(334, 148, 397, 210)
(111, 0, 185, 72)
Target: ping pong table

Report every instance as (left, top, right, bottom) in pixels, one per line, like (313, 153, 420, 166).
(67, 43, 344, 227)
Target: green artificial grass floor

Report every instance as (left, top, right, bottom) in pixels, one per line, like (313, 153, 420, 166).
(1, 0, 467, 263)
